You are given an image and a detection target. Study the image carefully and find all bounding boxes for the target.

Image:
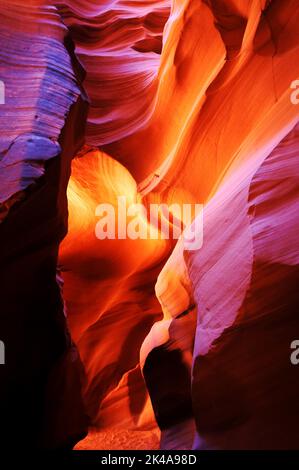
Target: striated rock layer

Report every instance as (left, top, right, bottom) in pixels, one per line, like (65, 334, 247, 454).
(138, 0, 299, 449)
(1, 0, 299, 450)
(56, 0, 171, 146)
(66, 0, 299, 449)
(0, 0, 89, 448)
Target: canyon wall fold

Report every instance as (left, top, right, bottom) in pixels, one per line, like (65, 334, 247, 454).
(1, 0, 299, 450)
(0, 0, 89, 448)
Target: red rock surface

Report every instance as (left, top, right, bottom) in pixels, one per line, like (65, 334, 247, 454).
(1, 0, 299, 450)
(57, 0, 171, 145)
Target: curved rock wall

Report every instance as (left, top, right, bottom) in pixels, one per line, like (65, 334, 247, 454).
(1, 0, 299, 450)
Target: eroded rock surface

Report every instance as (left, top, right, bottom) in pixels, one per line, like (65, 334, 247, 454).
(1, 0, 299, 450)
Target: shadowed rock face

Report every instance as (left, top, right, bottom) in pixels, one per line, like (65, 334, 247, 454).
(0, 1, 89, 448)
(1, 0, 299, 450)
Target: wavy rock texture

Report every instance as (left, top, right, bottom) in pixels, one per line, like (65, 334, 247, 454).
(60, 150, 169, 445)
(56, 0, 171, 145)
(0, 2, 81, 212)
(0, 0, 89, 448)
(190, 123, 299, 449)
(1, 0, 299, 450)
(138, 0, 299, 449)
(66, 0, 299, 450)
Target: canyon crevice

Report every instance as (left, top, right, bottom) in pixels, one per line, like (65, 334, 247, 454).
(0, 0, 298, 450)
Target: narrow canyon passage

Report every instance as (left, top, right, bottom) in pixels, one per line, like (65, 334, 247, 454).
(0, 0, 299, 451)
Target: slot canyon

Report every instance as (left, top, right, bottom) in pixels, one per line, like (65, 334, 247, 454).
(0, 0, 299, 451)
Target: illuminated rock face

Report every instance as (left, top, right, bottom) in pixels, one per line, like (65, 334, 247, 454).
(190, 123, 299, 449)
(1, 0, 299, 450)
(139, 0, 299, 449)
(57, 0, 171, 146)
